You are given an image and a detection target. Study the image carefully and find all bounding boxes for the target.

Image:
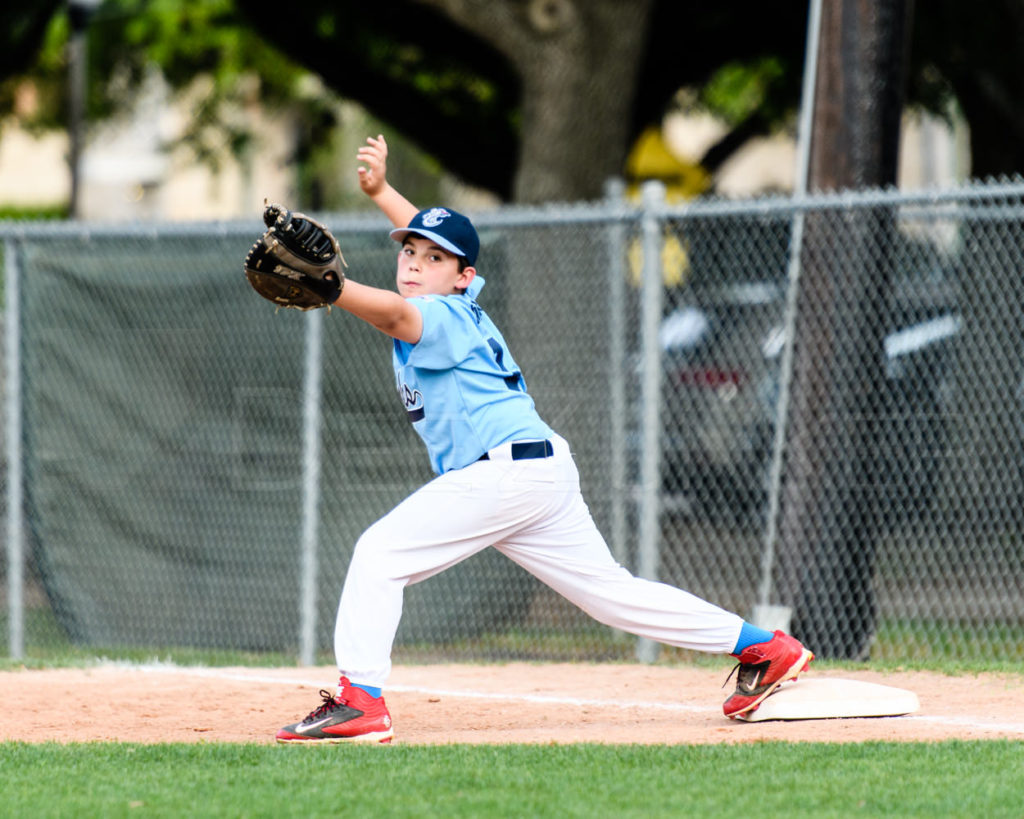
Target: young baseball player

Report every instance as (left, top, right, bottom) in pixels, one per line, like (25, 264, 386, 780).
(275, 135, 813, 743)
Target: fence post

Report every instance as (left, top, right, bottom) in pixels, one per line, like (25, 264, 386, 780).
(4, 240, 24, 659)
(298, 308, 324, 665)
(754, 0, 823, 631)
(604, 178, 629, 568)
(635, 180, 666, 663)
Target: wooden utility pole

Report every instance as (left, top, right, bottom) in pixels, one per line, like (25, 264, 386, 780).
(776, 0, 915, 658)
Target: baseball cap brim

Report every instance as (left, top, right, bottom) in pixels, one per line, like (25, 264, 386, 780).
(390, 227, 469, 260)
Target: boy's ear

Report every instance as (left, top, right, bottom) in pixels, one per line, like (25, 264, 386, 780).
(457, 266, 476, 289)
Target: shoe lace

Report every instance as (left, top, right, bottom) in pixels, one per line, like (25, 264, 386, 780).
(722, 662, 765, 693)
(302, 689, 345, 723)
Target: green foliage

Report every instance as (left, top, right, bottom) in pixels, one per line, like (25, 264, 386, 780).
(5, 0, 1024, 199)
(84, 0, 305, 114)
(0, 2, 64, 81)
(3, 1, 336, 186)
(0, 11, 67, 136)
(0, 0, 457, 209)
(1, 741, 1022, 817)
(0, 204, 67, 220)
(89, 0, 319, 172)
(699, 57, 788, 127)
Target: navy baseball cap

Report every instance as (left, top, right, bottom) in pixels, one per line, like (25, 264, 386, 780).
(390, 207, 480, 266)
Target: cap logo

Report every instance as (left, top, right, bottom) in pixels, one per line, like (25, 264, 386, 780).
(420, 208, 451, 228)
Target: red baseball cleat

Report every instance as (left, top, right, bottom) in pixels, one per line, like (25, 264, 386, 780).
(277, 678, 394, 744)
(722, 630, 814, 718)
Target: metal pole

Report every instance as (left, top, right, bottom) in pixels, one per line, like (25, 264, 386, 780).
(68, 30, 85, 218)
(67, 1, 100, 219)
(604, 177, 628, 567)
(5, 240, 24, 659)
(635, 180, 666, 663)
(791, 0, 823, 200)
(754, 0, 823, 629)
(298, 309, 325, 665)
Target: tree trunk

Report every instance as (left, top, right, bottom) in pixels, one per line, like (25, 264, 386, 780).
(510, 0, 653, 202)
(775, 0, 914, 659)
(430, 0, 654, 203)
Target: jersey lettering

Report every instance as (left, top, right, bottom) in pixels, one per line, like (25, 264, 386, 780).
(487, 338, 505, 368)
(399, 382, 424, 422)
(487, 338, 524, 391)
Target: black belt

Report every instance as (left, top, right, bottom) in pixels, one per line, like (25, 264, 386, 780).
(478, 440, 554, 462)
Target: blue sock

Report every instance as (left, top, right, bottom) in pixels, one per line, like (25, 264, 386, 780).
(350, 682, 382, 699)
(731, 622, 775, 656)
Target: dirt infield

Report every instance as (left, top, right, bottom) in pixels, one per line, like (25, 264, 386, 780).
(4, 663, 1022, 745)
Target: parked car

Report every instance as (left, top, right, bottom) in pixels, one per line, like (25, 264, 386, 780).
(637, 279, 961, 521)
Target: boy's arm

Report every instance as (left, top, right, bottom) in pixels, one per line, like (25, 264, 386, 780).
(357, 135, 419, 228)
(333, 279, 423, 344)
(345, 135, 421, 342)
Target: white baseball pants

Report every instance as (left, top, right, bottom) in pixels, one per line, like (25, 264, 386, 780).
(334, 434, 744, 687)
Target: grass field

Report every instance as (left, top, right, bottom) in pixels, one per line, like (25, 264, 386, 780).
(3, 625, 1023, 817)
(3, 740, 1023, 817)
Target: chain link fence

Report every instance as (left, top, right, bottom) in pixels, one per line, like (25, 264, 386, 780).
(2, 179, 1022, 664)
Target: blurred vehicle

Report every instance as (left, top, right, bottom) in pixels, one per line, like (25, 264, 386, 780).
(641, 279, 961, 521)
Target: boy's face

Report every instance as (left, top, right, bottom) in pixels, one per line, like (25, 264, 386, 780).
(396, 235, 475, 298)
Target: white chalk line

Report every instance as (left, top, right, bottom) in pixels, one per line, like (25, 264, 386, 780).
(127, 661, 712, 714)
(124, 662, 1024, 736)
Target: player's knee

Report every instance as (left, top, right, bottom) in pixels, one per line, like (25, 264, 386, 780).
(350, 525, 397, 573)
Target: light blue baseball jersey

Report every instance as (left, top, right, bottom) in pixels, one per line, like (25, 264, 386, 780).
(392, 276, 554, 474)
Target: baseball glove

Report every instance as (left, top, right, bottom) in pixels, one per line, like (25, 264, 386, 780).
(243, 202, 346, 311)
